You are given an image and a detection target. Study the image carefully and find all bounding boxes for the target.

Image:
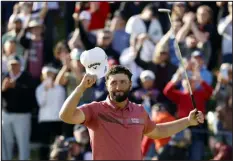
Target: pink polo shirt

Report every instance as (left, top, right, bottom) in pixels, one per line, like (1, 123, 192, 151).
(79, 97, 156, 160)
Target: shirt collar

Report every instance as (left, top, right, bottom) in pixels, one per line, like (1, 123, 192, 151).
(105, 96, 132, 112)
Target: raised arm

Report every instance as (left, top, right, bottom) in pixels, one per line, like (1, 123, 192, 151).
(145, 109, 204, 139)
(190, 21, 209, 43)
(59, 73, 97, 124)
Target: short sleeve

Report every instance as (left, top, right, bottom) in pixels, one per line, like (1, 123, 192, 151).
(143, 112, 157, 135)
(79, 101, 99, 127)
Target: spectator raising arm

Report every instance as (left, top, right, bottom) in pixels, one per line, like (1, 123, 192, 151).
(78, 18, 96, 50)
(217, 14, 232, 38)
(38, 2, 48, 20)
(163, 70, 183, 104)
(190, 21, 209, 43)
(176, 12, 194, 42)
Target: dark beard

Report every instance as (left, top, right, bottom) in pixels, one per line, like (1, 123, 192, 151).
(110, 89, 130, 103)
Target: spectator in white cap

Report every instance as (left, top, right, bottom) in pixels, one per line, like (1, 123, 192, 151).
(2, 39, 25, 75)
(35, 65, 66, 160)
(69, 10, 96, 51)
(132, 70, 159, 116)
(55, 48, 95, 137)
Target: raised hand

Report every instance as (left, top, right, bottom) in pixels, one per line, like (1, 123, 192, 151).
(79, 73, 97, 90)
(188, 109, 204, 126)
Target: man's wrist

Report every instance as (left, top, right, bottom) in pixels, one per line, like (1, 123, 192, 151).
(76, 84, 86, 93)
(185, 117, 191, 127)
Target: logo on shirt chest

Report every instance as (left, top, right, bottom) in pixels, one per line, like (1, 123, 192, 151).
(131, 118, 140, 124)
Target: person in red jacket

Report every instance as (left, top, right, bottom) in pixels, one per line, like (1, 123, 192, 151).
(74, 2, 110, 31)
(163, 68, 213, 118)
(163, 68, 213, 160)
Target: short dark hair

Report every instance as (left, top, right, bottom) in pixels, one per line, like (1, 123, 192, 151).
(143, 3, 158, 17)
(105, 65, 132, 81)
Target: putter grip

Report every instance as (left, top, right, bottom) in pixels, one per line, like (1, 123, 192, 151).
(190, 94, 199, 115)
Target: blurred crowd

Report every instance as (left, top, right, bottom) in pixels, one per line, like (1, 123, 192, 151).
(1, 1, 232, 160)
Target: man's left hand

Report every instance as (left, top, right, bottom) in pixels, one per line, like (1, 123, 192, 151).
(188, 109, 205, 126)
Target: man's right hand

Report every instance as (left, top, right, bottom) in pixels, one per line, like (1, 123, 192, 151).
(79, 73, 97, 90)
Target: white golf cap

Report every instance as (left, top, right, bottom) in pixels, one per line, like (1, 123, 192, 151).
(79, 11, 91, 21)
(80, 47, 108, 79)
(140, 70, 155, 82)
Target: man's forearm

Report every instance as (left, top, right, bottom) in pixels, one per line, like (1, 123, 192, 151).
(59, 85, 85, 121)
(146, 117, 190, 139)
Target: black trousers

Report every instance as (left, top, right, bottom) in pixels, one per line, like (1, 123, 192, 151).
(39, 121, 63, 160)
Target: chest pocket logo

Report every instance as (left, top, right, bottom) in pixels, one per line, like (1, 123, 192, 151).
(127, 118, 145, 125)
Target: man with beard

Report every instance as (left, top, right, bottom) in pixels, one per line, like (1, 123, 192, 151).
(59, 65, 205, 160)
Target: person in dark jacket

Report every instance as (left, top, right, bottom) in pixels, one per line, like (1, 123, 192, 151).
(76, 14, 120, 62)
(2, 55, 35, 160)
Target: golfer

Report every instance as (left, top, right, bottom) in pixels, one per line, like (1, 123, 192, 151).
(59, 65, 204, 160)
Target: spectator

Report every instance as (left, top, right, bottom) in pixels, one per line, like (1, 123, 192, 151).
(216, 2, 229, 23)
(118, 2, 150, 21)
(2, 39, 25, 74)
(35, 66, 66, 160)
(77, 16, 120, 61)
(49, 135, 72, 160)
(141, 103, 176, 159)
(70, 10, 96, 50)
(186, 2, 201, 13)
(33, 2, 60, 63)
(132, 70, 159, 115)
(119, 35, 143, 89)
(157, 128, 191, 160)
(190, 50, 213, 86)
(163, 68, 213, 160)
(217, 2, 232, 63)
(73, 125, 92, 160)
(49, 41, 70, 71)
(19, 19, 45, 86)
(195, 5, 218, 69)
(2, 17, 25, 57)
(125, 3, 163, 45)
(8, 2, 48, 30)
(158, 15, 183, 66)
(8, 2, 33, 30)
(176, 11, 212, 64)
(135, 38, 177, 115)
(74, 2, 110, 33)
(171, 2, 187, 20)
(214, 104, 232, 146)
(55, 48, 95, 137)
(2, 55, 34, 160)
(213, 63, 232, 106)
(110, 10, 130, 54)
(212, 141, 232, 160)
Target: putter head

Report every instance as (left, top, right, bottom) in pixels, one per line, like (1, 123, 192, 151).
(158, 8, 171, 13)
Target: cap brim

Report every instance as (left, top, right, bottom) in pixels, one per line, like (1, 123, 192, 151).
(8, 60, 19, 65)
